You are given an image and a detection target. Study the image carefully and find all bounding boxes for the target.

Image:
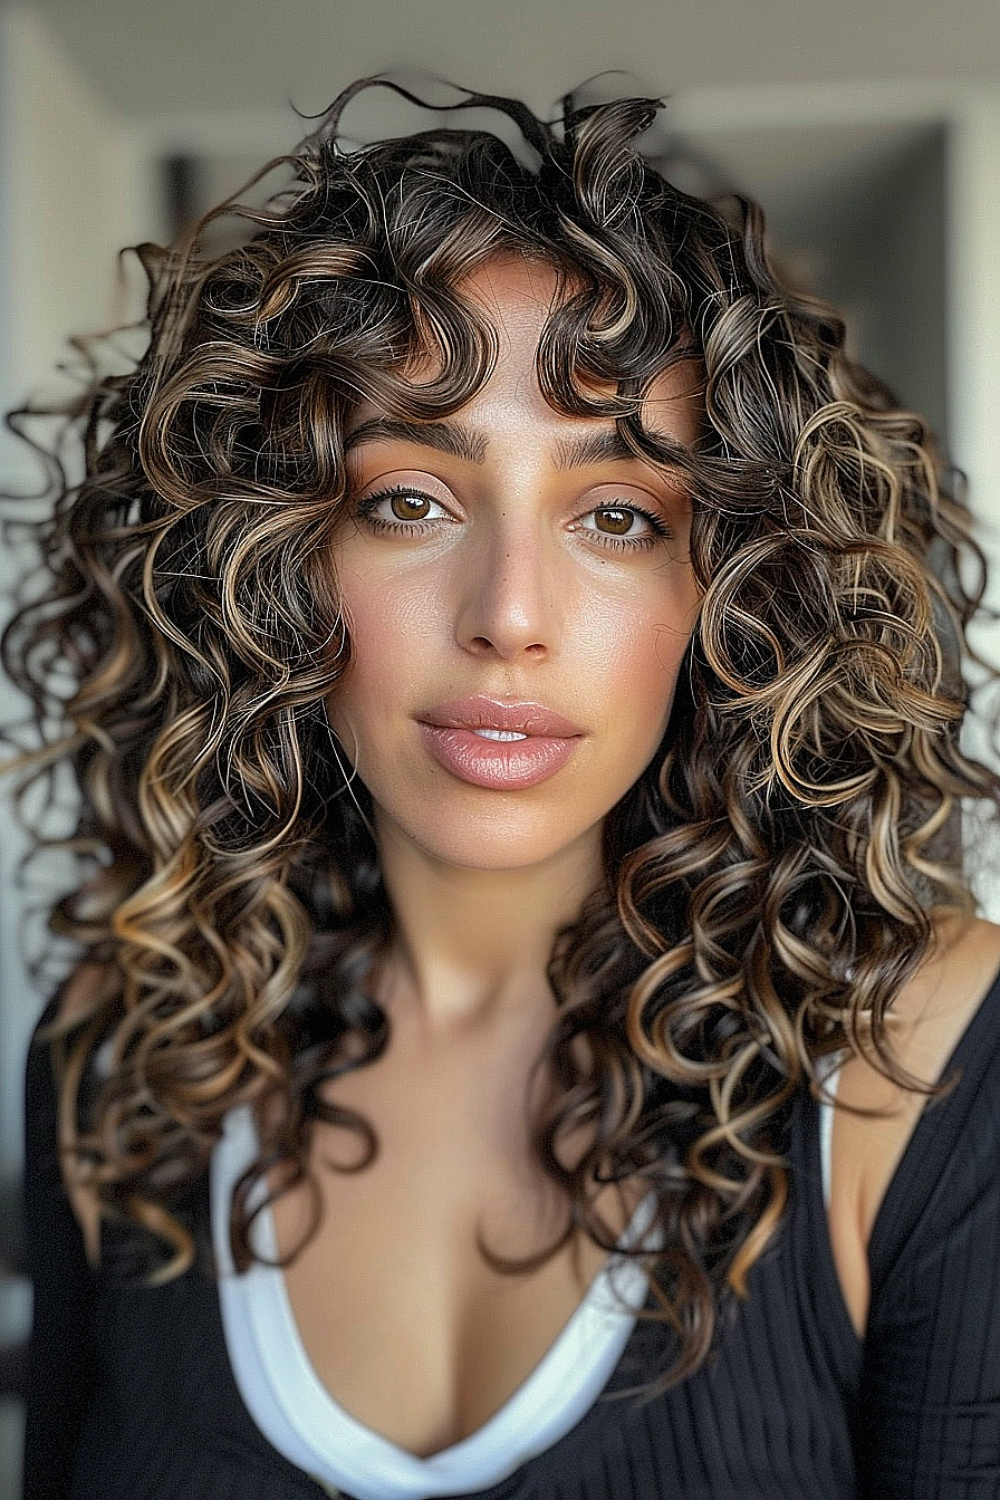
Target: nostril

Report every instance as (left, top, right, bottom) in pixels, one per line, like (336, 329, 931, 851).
(468, 638, 547, 658)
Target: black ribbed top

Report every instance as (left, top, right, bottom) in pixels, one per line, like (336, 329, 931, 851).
(22, 967, 1000, 1500)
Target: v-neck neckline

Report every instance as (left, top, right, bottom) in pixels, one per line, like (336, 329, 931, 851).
(211, 1105, 658, 1497)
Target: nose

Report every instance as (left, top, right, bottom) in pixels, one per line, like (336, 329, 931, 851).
(454, 516, 557, 661)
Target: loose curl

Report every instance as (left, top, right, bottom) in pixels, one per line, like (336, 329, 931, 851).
(5, 77, 999, 1393)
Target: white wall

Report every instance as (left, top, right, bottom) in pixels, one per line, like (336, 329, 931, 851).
(0, 18, 141, 1481)
(947, 90, 1000, 916)
(1, 8, 150, 401)
(0, 5, 141, 1174)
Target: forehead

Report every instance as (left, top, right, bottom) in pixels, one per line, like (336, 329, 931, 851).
(354, 253, 703, 447)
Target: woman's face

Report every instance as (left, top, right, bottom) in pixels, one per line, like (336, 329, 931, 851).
(328, 257, 702, 878)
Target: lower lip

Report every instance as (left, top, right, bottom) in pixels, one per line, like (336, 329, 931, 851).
(418, 725, 580, 790)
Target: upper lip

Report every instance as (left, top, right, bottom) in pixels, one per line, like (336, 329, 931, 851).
(417, 696, 584, 737)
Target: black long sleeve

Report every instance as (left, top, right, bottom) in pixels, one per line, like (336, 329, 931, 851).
(857, 966, 1000, 1497)
(18, 966, 1000, 1500)
(21, 1003, 99, 1500)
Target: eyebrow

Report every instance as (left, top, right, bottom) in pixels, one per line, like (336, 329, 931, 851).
(553, 429, 637, 469)
(345, 417, 487, 465)
(345, 416, 649, 471)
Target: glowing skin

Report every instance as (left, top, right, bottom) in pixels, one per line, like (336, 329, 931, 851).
(327, 258, 702, 979)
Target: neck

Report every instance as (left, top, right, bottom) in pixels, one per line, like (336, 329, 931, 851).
(373, 815, 603, 1038)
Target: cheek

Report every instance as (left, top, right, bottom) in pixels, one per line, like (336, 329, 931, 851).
(624, 631, 690, 752)
(582, 586, 697, 733)
(327, 571, 441, 731)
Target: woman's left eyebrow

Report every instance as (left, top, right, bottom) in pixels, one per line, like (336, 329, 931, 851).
(553, 430, 637, 469)
(345, 417, 639, 471)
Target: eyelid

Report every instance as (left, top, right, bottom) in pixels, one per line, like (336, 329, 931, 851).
(584, 477, 679, 517)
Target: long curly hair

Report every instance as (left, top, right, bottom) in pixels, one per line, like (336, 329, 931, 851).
(5, 77, 998, 1392)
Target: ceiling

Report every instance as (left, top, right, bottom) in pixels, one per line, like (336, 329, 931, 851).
(15, 0, 963, 441)
(28, 0, 1000, 119)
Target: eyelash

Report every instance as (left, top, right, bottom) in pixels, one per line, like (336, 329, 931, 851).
(354, 486, 674, 550)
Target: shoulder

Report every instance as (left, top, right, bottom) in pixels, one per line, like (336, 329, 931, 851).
(848, 909, 1000, 1107)
(826, 910, 1000, 1337)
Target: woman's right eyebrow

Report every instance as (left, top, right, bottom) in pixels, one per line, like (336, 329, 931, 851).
(345, 417, 488, 464)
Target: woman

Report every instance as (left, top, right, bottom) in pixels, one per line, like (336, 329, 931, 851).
(9, 79, 1000, 1499)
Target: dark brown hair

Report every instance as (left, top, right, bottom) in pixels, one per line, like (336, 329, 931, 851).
(5, 78, 998, 1391)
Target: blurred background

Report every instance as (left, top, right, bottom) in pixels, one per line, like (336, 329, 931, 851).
(1, 0, 998, 1491)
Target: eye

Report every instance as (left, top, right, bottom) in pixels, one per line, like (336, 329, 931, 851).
(577, 503, 672, 549)
(355, 485, 451, 530)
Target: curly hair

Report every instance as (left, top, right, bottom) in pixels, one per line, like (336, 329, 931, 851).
(4, 77, 998, 1393)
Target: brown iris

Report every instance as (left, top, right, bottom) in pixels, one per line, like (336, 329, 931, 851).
(390, 493, 431, 521)
(593, 506, 634, 535)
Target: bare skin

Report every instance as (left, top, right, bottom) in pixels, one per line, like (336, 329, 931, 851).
(272, 982, 649, 1458)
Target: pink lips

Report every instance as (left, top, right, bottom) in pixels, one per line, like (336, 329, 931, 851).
(416, 696, 584, 790)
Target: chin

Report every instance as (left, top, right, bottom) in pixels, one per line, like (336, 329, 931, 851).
(388, 805, 602, 877)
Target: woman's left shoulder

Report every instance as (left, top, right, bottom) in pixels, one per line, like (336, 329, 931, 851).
(839, 908, 1000, 1132)
(833, 909, 1000, 1147)
(826, 910, 1000, 1336)
(886, 908, 1000, 1082)
(845, 918, 1000, 1482)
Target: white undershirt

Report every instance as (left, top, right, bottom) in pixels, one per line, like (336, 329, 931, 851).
(817, 1056, 844, 1209)
(211, 1105, 661, 1500)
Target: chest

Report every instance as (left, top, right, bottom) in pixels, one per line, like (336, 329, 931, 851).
(87, 1088, 862, 1500)
(268, 1019, 644, 1458)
